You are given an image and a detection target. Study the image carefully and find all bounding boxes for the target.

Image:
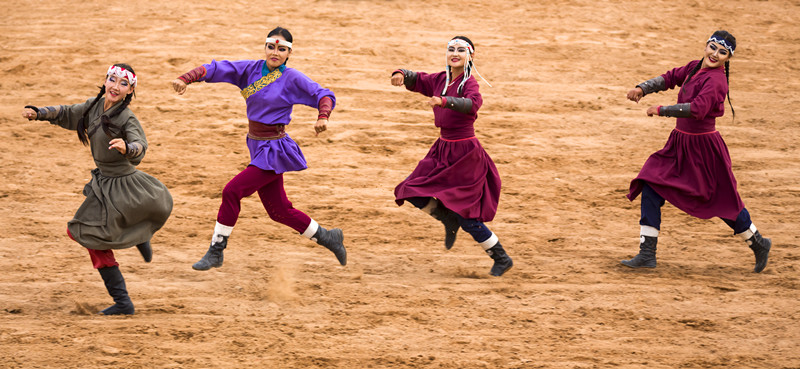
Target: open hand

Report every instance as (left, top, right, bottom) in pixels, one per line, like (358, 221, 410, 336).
(108, 138, 127, 154)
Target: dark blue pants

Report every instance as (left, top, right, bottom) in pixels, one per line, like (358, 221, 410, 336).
(640, 183, 752, 234)
(407, 197, 493, 243)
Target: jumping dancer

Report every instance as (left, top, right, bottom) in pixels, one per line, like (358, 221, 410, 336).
(391, 36, 512, 277)
(622, 30, 772, 272)
(172, 27, 346, 270)
(22, 63, 173, 315)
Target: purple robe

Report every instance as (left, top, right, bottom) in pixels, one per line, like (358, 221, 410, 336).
(628, 60, 744, 220)
(201, 59, 336, 174)
(394, 71, 501, 222)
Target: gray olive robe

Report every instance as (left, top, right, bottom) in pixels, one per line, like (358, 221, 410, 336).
(48, 98, 173, 250)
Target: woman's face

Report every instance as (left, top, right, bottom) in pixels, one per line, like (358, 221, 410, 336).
(103, 74, 134, 105)
(265, 35, 292, 70)
(702, 41, 732, 69)
(446, 43, 471, 70)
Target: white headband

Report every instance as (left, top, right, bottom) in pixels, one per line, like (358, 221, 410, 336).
(265, 37, 293, 49)
(708, 36, 734, 55)
(106, 65, 137, 87)
(447, 39, 473, 54)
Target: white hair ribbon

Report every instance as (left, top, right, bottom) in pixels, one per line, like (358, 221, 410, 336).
(442, 38, 491, 95)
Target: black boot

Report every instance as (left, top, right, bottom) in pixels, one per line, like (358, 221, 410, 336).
(747, 231, 771, 273)
(136, 241, 152, 263)
(98, 266, 135, 315)
(313, 226, 347, 266)
(621, 236, 657, 268)
(486, 242, 513, 277)
(430, 202, 460, 250)
(192, 236, 228, 271)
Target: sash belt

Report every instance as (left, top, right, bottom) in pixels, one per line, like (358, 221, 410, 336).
(248, 120, 286, 140)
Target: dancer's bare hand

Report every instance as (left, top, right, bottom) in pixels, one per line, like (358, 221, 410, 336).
(390, 73, 404, 86)
(172, 79, 188, 95)
(428, 96, 443, 107)
(646, 105, 660, 117)
(109, 138, 127, 154)
(314, 118, 328, 136)
(22, 108, 36, 120)
(627, 87, 644, 103)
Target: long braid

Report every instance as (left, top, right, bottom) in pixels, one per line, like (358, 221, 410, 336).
(101, 92, 133, 141)
(77, 86, 105, 145)
(683, 59, 703, 86)
(724, 60, 735, 122)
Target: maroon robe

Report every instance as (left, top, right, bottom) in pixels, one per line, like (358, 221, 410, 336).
(628, 60, 744, 220)
(394, 71, 501, 222)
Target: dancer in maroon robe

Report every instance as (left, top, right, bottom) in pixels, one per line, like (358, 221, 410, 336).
(622, 30, 771, 273)
(391, 36, 511, 277)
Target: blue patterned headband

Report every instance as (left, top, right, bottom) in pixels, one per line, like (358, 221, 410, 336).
(708, 36, 734, 55)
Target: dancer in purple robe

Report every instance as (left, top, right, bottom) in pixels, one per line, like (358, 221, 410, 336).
(622, 30, 771, 272)
(172, 27, 346, 270)
(391, 36, 512, 277)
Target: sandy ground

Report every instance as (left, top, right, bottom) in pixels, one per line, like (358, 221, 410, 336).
(1, 0, 799, 367)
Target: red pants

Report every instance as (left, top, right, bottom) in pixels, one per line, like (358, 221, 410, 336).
(68, 228, 118, 269)
(217, 165, 311, 233)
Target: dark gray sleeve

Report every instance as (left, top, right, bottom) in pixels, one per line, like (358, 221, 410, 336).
(397, 69, 418, 90)
(25, 105, 63, 121)
(442, 96, 473, 114)
(659, 103, 692, 118)
(636, 76, 666, 96)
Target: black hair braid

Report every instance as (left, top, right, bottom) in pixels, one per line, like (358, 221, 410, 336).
(725, 60, 735, 122)
(77, 86, 106, 146)
(683, 59, 703, 86)
(101, 92, 133, 141)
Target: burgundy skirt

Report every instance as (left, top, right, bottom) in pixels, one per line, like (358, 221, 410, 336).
(395, 137, 501, 222)
(627, 129, 744, 220)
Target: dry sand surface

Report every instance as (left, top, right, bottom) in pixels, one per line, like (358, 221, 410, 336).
(1, 0, 799, 368)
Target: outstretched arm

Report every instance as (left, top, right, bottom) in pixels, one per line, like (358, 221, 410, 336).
(172, 66, 207, 95)
(391, 69, 418, 90)
(22, 105, 62, 121)
(627, 76, 666, 103)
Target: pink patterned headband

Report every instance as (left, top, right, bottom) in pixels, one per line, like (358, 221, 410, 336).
(106, 65, 137, 87)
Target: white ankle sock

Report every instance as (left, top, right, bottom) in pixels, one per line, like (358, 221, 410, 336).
(640, 225, 659, 238)
(478, 233, 499, 250)
(736, 223, 757, 242)
(302, 219, 320, 240)
(213, 221, 233, 243)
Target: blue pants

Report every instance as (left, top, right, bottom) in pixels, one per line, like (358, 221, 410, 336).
(640, 183, 752, 234)
(406, 197, 494, 243)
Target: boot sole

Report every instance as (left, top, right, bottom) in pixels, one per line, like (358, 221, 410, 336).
(192, 263, 221, 271)
(490, 264, 513, 277)
(620, 261, 656, 268)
